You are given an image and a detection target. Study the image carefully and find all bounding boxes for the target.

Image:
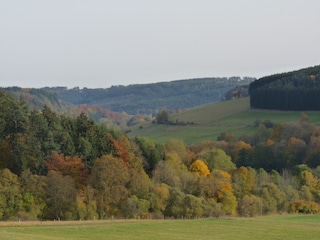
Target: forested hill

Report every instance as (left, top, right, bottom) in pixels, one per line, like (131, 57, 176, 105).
(249, 65, 320, 110)
(44, 77, 254, 115)
(4, 87, 66, 113)
(2, 87, 129, 128)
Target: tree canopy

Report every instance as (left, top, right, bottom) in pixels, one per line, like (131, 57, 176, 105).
(1, 89, 320, 220)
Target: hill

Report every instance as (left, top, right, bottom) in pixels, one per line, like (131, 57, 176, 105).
(249, 65, 320, 110)
(3, 87, 66, 113)
(2, 87, 130, 128)
(2, 76, 254, 128)
(43, 77, 254, 115)
(126, 97, 320, 144)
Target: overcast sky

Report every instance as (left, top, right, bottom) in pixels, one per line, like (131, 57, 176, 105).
(1, 0, 319, 89)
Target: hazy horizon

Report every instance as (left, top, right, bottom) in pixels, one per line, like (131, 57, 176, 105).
(1, 0, 320, 88)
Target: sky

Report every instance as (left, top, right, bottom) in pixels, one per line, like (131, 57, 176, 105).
(1, 0, 320, 89)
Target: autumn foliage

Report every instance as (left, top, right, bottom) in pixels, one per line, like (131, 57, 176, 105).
(289, 200, 320, 214)
(2, 89, 320, 220)
(189, 160, 210, 176)
(45, 153, 88, 187)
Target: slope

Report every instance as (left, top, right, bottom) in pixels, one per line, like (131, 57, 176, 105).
(127, 97, 320, 144)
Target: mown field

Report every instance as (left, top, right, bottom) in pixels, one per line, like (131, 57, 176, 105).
(1, 215, 320, 240)
(127, 97, 320, 144)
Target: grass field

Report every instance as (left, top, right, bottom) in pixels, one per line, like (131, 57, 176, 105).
(1, 215, 320, 240)
(127, 98, 320, 144)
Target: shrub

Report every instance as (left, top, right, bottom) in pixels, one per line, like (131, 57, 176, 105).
(289, 200, 320, 214)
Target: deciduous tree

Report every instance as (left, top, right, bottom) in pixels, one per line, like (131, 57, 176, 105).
(45, 153, 88, 188)
(0, 169, 22, 220)
(45, 171, 77, 220)
(232, 141, 252, 163)
(90, 154, 129, 218)
(231, 166, 255, 199)
(201, 148, 235, 172)
(189, 160, 210, 176)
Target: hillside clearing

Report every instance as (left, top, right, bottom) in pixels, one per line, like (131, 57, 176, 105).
(127, 98, 320, 144)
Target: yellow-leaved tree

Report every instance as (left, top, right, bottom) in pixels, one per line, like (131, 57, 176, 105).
(198, 169, 237, 215)
(189, 159, 210, 176)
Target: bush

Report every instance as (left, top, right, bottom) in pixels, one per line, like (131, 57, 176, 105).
(289, 200, 320, 214)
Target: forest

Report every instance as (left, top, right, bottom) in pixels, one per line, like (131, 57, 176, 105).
(249, 65, 320, 110)
(1, 89, 320, 221)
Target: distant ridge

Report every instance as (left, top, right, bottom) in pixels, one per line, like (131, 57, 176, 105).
(43, 77, 254, 115)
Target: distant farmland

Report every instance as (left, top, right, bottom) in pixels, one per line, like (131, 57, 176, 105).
(127, 97, 320, 144)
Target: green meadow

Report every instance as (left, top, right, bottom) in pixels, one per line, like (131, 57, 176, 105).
(1, 215, 320, 240)
(128, 97, 320, 144)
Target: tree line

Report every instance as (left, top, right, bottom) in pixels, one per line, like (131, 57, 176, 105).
(1, 90, 320, 221)
(249, 65, 320, 110)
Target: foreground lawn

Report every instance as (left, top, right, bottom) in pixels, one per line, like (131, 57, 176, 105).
(1, 215, 320, 240)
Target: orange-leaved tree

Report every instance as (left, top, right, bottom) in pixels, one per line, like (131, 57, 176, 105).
(45, 152, 88, 187)
(109, 135, 131, 167)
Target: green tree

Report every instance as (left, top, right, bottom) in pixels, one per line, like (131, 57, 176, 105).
(299, 185, 313, 201)
(180, 171, 198, 195)
(0, 90, 28, 139)
(76, 185, 98, 220)
(201, 148, 235, 172)
(232, 141, 252, 163)
(156, 109, 169, 124)
(123, 195, 150, 219)
(25, 110, 48, 174)
(128, 167, 151, 199)
(153, 160, 181, 188)
(164, 139, 191, 166)
(299, 170, 320, 200)
(90, 154, 129, 218)
(150, 183, 170, 216)
(182, 194, 203, 218)
(45, 171, 77, 220)
(231, 166, 255, 199)
(134, 137, 164, 175)
(259, 183, 285, 214)
(19, 169, 47, 220)
(285, 137, 307, 167)
(238, 194, 262, 217)
(220, 191, 237, 216)
(0, 169, 22, 220)
(164, 187, 185, 218)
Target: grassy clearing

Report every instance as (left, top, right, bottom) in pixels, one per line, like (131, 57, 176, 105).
(128, 98, 320, 144)
(1, 215, 320, 240)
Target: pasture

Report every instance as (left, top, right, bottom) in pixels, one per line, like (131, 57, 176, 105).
(1, 215, 320, 240)
(128, 97, 320, 144)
